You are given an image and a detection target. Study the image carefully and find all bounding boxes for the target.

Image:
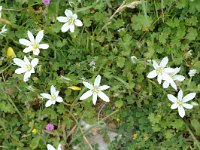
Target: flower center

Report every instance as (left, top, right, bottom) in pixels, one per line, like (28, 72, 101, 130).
(32, 43, 39, 50)
(93, 87, 99, 93)
(177, 100, 183, 106)
(68, 18, 74, 24)
(156, 67, 164, 74)
(51, 95, 56, 101)
(26, 65, 32, 71)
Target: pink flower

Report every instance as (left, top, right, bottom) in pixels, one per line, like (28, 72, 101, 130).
(46, 123, 54, 131)
(42, 0, 51, 6)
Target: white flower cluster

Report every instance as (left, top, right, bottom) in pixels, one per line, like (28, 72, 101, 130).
(147, 57, 197, 118)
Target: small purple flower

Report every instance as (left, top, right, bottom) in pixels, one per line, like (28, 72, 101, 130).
(42, 0, 51, 6)
(46, 123, 54, 131)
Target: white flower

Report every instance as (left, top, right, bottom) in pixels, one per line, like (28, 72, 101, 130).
(188, 69, 197, 77)
(0, 25, 7, 36)
(13, 56, 39, 82)
(80, 75, 110, 105)
(167, 89, 196, 118)
(57, 9, 83, 33)
(47, 144, 62, 150)
(40, 85, 63, 107)
(0, 6, 2, 18)
(19, 30, 49, 55)
(147, 57, 174, 84)
(163, 67, 185, 90)
(131, 56, 137, 64)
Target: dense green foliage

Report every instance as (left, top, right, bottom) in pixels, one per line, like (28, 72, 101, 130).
(0, 0, 199, 149)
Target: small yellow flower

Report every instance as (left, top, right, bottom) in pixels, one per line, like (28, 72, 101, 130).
(133, 134, 137, 140)
(7, 47, 16, 58)
(32, 128, 37, 134)
(68, 86, 81, 91)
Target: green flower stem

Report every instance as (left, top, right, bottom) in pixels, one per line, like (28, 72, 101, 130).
(185, 122, 200, 149)
(7, 96, 23, 119)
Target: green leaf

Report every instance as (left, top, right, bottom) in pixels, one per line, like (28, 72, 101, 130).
(30, 136, 40, 149)
(115, 100, 123, 108)
(117, 57, 125, 68)
(191, 119, 200, 135)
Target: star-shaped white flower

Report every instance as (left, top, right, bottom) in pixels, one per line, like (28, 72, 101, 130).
(167, 89, 196, 118)
(0, 25, 7, 36)
(147, 57, 174, 84)
(19, 30, 49, 55)
(47, 144, 62, 150)
(163, 67, 185, 90)
(57, 9, 83, 33)
(13, 56, 39, 82)
(80, 75, 110, 105)
(40, 85, 63, 107)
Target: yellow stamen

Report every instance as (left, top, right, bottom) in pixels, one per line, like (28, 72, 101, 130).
(26, 65, 32, 71)
(156, 67, 164, 74)
(177, 100, 183, 106)
(51, 95, 56, 101)
(68, 18, 74, 24)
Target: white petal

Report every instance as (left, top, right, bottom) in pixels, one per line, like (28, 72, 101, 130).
(28, 30, 35, 43)
(170, 81, 177, 90)
(162, 73, 173, 83)
(65, 9, 73, 16)
(92, 93, 98, 105)
(171, 103, 178, 109)
(182, 93, 196, 102)
(13, 58, 25, 67)
(94, 75, 101, 87)
(75, 19, 83, 26)
(164, 68, 175, 73)
(167, 94, 177, 103)
(178, 90, 183, 100)
(23, 47, 32, 53)
(173, 67, 181, 75)
(69, 24, 75, 32)
(98, 91, 109, 102)
(19, 39, 31, 46)
(39, 44, 49, 49)
(57, 16, 68, 23)
(99, 85, 110, 91)
(163, 81, 169, 88)
(160, 57, 168, 67)
(24, 71, 31, 82)
(57, 144, 62, 150)
(178, 106, 185, 118)
(45, 100, 53, 107)
(83, 82, 93, 90)
(147, 70, 157, 78)
(36, 30, 44, 43)
(80, 90, 93, 100)
(73, 14, 78, 19)
(152, 60, 159, 69)
(50, 85, 56, 95)
(31, 58, 39, 67)
(23, 56, 30, 65)
(56, 96, 63, 103)
(33, 49, 40, 55)
(47, 144, 56, 150)
(61, 23, 70, 32)
(15, 68, 26, 74)
(40, 93, 51, 99)
(182, 103, 193, 109)
(157, 74, 162, 84)
(173, 75, 185, 81)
